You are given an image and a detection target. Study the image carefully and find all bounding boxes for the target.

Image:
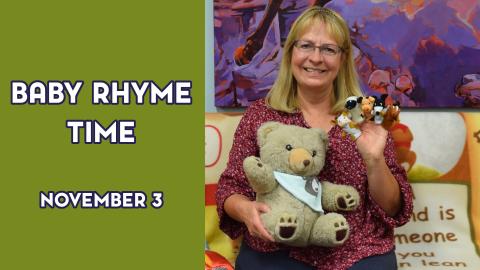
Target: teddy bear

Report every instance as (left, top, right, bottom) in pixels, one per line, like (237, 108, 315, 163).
(243, 122, 360, 247)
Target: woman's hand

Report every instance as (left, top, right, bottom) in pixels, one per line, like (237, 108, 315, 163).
(356, 121, 388, 166)
(224, 194, 275, 242)
(239, 200, 275, 242)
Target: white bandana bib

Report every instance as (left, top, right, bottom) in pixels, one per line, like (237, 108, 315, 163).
(273, 171, 324, 213)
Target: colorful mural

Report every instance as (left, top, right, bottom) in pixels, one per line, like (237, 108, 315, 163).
(214, 0, 480, 108)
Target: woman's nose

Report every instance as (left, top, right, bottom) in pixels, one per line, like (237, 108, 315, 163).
(308, 49, 324, 63)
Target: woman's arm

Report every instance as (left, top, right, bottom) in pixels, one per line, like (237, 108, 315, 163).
(355, 122, 401, 217)
(364, 156, 401, 217)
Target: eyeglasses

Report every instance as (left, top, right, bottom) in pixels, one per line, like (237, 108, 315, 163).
(293, 40, 343, 56)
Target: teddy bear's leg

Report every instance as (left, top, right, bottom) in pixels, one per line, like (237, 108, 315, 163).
(310, 213, 349, 247)
(259, 191, 308, 246)
(260, 208, 303, 242)
(321, 181, 359, 212)
(243, 156, 277, 194)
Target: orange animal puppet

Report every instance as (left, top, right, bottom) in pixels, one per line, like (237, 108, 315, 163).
(382, 105, 400, 130)
(359, 96, 375, 120)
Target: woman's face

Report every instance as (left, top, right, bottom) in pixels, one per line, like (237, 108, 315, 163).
(291, 21, 343, 94)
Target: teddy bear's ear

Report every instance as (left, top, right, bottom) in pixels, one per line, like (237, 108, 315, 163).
(257, 121, 281, 147)
(311, 128, 329, 147)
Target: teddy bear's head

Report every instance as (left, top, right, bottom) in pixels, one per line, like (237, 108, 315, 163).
(257, 122, 328, 177)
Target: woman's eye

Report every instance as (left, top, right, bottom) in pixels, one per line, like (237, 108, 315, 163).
(323, 46, 336, 54)
(286, 144, 293, 151)
(300, 44, 312, 49)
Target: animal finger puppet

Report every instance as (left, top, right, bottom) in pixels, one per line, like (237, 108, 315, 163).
(382, 104, 400, 130)
(359, 96, 375, 121)
(345, 96, 364, 124)
(335, 95, 401, 140)
(243, 122, 360, 247)
(333, 112, 362, 140)
(373, 94, 388, 124)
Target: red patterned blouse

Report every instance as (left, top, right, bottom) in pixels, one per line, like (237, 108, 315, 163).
(215, 99, 413, 270)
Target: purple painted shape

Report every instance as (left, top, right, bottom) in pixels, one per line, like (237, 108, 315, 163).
(214, 0, 480, 108)
(328, 0, 480, 107)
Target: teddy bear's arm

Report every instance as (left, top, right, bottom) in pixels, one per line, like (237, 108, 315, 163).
(321, 181, 360, 212)
(243, 156, 277, 194)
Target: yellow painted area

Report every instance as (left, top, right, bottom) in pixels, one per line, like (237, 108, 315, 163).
(205, 206, 241, 263)
(408, 164, 441, 181)
(463, 113, 480, 249)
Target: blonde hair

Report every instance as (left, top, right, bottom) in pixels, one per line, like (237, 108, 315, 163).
(265, 6, 363, 114)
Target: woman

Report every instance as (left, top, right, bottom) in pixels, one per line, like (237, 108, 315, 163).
(216, 6, 413, 270)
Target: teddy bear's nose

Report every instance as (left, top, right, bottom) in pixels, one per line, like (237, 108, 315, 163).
(303, 160, 310, 166)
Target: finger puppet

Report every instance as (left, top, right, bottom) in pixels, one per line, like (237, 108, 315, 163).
(345, 96, 364, 124)
(373, 94, 388, 124)
(359, 96, 375, 120)
(332, 112, 362, 140)
(335, 95, 401, 140)
(243, 122, 360, 247)
(382, 104, 400, 130)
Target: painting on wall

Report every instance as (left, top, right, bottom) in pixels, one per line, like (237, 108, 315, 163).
(214, 0, 480, 108)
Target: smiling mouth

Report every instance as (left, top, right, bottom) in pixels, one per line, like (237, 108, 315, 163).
(304, 67, 326, 73)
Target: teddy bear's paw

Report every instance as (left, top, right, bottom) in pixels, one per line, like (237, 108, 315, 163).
(275, 213, 298, 240)
(244, 156, 266, 171)
(335, 191, 359, 211)
(253, 157, 263, 168)
(311, 213, 350, 247)
(243, 156, 276, 194)
(333, 219, 349, 243)
(243, 156, 266, 178)
(321, 183, 360, 212)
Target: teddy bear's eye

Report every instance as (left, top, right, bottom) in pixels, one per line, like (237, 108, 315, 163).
(312, 150, 317, 157)
(285, 144, 293, 151)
